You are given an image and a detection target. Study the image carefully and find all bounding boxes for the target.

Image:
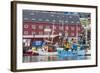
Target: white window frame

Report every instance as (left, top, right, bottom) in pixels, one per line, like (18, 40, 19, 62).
(24, 31, 28, 35)
(32, 25, 36, 29)
(39, 25, 43, 29)
(24, 24, 28, 28)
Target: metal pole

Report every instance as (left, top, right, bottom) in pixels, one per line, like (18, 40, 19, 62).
(51, 22, 54, 43)
(85, 28, 87, 45)
(61, 20, 64, 46)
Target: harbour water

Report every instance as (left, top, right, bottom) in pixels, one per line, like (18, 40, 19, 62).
(23, 55, 91, 63)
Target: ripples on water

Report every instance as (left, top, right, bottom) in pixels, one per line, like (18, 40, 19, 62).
(23, 55, 91, 63)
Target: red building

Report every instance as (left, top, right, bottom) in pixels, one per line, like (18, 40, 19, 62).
(23, 10, 84, 39)
(23, 22, 82, 36)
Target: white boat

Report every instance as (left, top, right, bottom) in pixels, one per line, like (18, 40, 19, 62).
(37, 49, 58, 56)
(85, 50, 91, 55)
(39, 51, 58, 56)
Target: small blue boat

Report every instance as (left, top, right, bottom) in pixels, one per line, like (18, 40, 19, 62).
(57, 49, 85, 57)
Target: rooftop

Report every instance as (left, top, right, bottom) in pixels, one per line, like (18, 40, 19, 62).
(23, 10, 81, 24)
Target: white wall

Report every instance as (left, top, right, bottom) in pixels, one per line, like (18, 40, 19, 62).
(0, 0, 99, 73)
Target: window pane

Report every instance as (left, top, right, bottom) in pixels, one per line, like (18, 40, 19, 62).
(24, 24, 28, 28)
(32, 32, 36, 35)
(39, 25, 43, 29)
(39, 32, 43, 35)
(71, 27, 75, 31)
(24, 31, 28, 35)
(32, 25, 36, 29)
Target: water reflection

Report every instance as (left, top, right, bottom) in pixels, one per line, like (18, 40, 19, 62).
(23, 55, 91, 63)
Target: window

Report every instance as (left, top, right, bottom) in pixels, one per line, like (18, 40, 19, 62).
(71, 32, 75, 36)
(45, 19, 49, 22)
(77, 27, 81, 31)
(77, 21, 80, 24)
(59, 26, 63, 30)
(52, 20, 56, 23)
(39, 32, 43, 35)
(71, 27, 75, 31)
(32, 32, 36, 35)
(24, 24, 28, 28)
(39, 25, 43, 29)
(44, 32, 49, 35)
(66, 26, 69, 30)
(24, 18, 28, 20)
(54, 26, 56, 29)
(59, 20, 62, 23)
(24, 31, 28, 35)
(69, 16, 72, 18)
(51, 14, 54, 17)
(32, 18, 35, 21)
(45, 25, 50, 29)
(65, 21, 68, 23)
(32, 25, 36, 29)
(38, 19, 42, 21)
(30, 13, 34, 15)
(71, 21, 74, 23)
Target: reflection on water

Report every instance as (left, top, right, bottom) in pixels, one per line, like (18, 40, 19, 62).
(23, 55, 91, 63)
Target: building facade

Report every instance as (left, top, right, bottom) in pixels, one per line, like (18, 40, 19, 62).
(23, 10, 84, 38)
